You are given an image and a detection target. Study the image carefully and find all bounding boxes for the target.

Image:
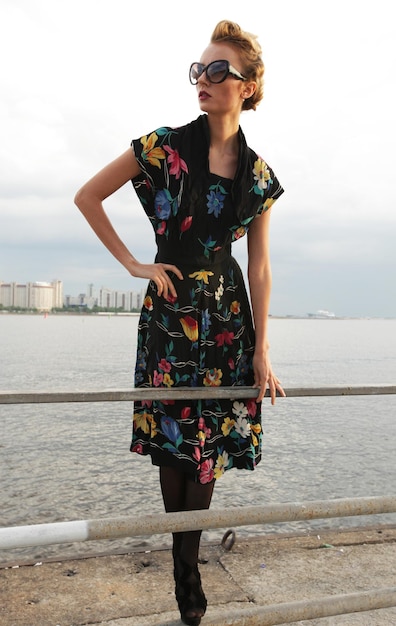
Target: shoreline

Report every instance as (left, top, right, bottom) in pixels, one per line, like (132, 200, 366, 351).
(1, 310, 395, 320)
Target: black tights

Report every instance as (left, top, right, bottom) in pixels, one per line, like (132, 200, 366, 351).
(159, 465, 215, 566)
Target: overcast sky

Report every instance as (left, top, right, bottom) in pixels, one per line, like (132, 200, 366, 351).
(1, 0, 395, 317)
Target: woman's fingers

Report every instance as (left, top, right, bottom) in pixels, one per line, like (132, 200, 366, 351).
(133, 263, 183, 299)
(253, 373, 286, 404)
(268, 376, 286, 405)
(162, 264, 184, 299)
(157, 264, 183, 299)
(164, 264, 184, 282)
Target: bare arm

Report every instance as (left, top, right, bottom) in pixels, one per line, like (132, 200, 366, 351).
(74, 148, 183, 298)
(247, 209, 285, 403)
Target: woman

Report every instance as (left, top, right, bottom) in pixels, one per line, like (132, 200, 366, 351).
(75, 19, 285, 626)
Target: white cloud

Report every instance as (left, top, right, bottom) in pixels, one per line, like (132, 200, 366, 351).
(0, 0, 395, 316)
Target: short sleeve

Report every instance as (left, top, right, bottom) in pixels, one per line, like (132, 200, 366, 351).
(257, 162, 284, 215)
(131, 126, 176, 190)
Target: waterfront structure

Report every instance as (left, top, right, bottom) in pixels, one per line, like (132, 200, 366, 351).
(97, 286, 144, 311)
(0, 281, 63, 311)
(307, 309, 336, 318)
(64, 285, 145, 311)
(63, 293, 97, 309)
(1, 280, 145, 312)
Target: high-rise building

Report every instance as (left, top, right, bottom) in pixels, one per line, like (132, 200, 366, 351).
(0, 280, 63, 311)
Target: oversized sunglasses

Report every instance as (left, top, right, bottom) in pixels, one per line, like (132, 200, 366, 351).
(189, 60, 247, 85)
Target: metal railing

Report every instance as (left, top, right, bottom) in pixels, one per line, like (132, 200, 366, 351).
(1, 384, 395, 625)
(1, 495, 395, 550)
(209, 589, 396, 625)
(1, 383, 395, 404)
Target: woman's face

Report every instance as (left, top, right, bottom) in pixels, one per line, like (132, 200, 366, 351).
(194, 42, 252, 116)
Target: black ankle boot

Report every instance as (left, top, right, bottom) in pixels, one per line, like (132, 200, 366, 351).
(174, 556, 207, 626)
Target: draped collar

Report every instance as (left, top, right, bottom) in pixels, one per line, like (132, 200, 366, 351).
(180, 114, 264, 223)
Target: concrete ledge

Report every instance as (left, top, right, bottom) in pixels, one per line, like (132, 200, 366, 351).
(1, 526, 395, 626)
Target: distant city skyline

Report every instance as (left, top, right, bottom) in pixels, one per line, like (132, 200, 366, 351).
(0, 279, 146, 312)
(1, 278, 393, 318)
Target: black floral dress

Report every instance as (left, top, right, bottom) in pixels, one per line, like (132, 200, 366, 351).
(130, 115, 284, 483)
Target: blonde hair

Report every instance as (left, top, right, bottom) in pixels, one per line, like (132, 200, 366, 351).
(210, 20, 264, 111)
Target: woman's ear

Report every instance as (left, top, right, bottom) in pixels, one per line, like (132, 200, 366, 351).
(242, 81, 256, 100)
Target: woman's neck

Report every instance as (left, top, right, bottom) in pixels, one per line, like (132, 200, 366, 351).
(207, 115, 240, 179)
(207, 114, 240, 154)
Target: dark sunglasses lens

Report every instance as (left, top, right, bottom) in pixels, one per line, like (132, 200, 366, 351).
(189, 63, 203, 84)
(207, 60, 229, 83)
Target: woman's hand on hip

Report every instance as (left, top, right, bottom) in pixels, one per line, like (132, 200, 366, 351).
(130, 262, 183, 300)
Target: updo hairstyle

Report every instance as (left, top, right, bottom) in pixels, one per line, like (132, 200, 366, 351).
(210, 20, 264, 111)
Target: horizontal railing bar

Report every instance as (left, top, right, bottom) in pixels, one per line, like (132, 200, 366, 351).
(1, 496, 395, 550)
(0, 384, 395, 404)
(208, 587, 396, 625)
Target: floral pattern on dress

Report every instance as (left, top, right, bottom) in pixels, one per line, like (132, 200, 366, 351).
(130, 115, 283, 482)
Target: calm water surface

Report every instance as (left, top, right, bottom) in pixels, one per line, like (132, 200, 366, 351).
(1, 315, 395, 563)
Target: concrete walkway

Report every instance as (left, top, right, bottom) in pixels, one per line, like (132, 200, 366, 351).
(1, 526, 395, 626)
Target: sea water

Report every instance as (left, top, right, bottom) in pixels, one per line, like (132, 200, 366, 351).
(1, 314, 395, 563)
